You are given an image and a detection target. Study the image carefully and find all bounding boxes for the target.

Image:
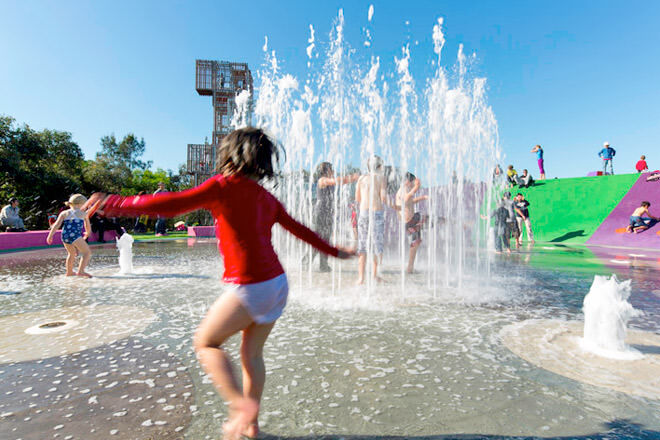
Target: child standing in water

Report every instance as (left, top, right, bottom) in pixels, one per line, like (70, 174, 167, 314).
(89, 128, 353, 439)
(355, 155, 387, 284)
(311, 162, 359, 272)
(395, 172, 428, 274)
(46, 194, 93, 277)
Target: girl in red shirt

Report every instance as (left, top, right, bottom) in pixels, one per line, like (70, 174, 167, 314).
(88, 128, 353, 439)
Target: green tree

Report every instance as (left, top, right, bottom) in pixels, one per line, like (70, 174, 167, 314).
(123, 169, 170, 195)
(0, 115, 86, 229)
(83, 133, 152, 193)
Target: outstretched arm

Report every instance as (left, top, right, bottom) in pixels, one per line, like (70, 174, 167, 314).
(83, 215, 92, 240)
(276, 202, 352, 258)
(318, 173, 359, 188)
(100, 176, 224, 218)
(46, 212, 66, 244)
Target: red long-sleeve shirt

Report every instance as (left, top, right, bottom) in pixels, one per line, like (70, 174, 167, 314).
(103, 174, 340, 284)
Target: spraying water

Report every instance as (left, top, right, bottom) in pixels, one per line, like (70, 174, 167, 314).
(580, 275, 643, 360)
(237, 9, 501, 298)
(116, 232, 134, 275)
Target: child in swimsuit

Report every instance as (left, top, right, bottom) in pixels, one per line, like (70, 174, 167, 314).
(395, 173, 428, 274)
(46, 194, 93, 277)
(88, 127, 353, 439)
(626, 201, 658, 233)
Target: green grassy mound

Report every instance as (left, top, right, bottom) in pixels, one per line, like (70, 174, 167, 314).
(503, 173, 639, 244)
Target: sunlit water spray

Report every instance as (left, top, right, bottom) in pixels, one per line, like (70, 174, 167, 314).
(581, 275, 643, 360)
(235, 8, 501, 301)
(116, 232, 134, 275)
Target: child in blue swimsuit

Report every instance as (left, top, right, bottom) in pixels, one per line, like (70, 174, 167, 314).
(47, 194, 93, 277)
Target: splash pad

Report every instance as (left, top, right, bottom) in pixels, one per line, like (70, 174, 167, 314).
(2, 9, 660, 440)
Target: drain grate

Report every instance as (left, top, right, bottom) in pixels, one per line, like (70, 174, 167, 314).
(39, 321, 67, 329)
(25, 319, 79, 335)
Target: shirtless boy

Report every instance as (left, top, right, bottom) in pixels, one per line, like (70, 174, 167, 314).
(395, 172, 428, 273)
(626, 201, 659, 233)
(355, 155, 388, 284)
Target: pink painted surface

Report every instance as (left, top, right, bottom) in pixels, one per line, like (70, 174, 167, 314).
(187, 226, 216, 237)
(587, 172, 660, 249)
(0, 230, 116, 251)
(0, 230, 61, 250)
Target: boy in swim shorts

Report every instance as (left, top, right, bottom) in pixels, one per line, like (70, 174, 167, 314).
(395, 172, 428, 273)
(355, 155, 388, 284)
(626, 201, 659, 233)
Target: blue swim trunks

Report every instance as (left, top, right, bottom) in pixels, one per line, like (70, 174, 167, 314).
(358, 210, 385, 255)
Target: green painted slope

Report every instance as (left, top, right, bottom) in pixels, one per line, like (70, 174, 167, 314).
(508, 173, 639, 244)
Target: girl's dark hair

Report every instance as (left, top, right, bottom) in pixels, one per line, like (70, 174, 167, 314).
(216, 127, 283, 180)
(315, 162, 333, 182)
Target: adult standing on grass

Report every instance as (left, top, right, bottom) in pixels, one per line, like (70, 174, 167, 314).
(531, 145, 545, 180)
(598, 142, 616, 175)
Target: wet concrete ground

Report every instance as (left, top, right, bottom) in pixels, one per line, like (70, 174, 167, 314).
(0, 337, 193, 440)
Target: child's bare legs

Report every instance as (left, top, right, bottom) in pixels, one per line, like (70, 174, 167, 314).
(194, 292, 259, 439)
(358, 253, 384, 284)
(357, 254, 366, 285)
(62, 243, 77, 276)
(240, 321, 275, 438)
(407, 240, 421, 273)
(72, 238, 92, 277)
(373, 254, 383, 282)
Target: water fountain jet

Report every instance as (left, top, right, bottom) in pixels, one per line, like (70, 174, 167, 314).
(116, 231, 134, 275)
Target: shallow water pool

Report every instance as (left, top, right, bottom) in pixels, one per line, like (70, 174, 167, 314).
(1, 240, 659, 439)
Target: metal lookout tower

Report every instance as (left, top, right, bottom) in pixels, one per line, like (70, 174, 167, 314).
(187, 59, 254, 185)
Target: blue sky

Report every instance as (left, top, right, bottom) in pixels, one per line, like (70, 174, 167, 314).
(1, 1, 659, 178)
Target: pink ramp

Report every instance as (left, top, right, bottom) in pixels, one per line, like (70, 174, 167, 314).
(587, 173, 660, 249)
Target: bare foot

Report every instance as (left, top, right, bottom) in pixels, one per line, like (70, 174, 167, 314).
(374, 275, 386, 284)
(76, 272, 93, 278)
(243, 422, 259, 439)
(355, 277, 364, 286)
(65, 272, 76, 277)
(223, 398, 259, 440)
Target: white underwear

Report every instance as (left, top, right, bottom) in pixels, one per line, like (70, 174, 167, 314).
(229, 273, 289, 324)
